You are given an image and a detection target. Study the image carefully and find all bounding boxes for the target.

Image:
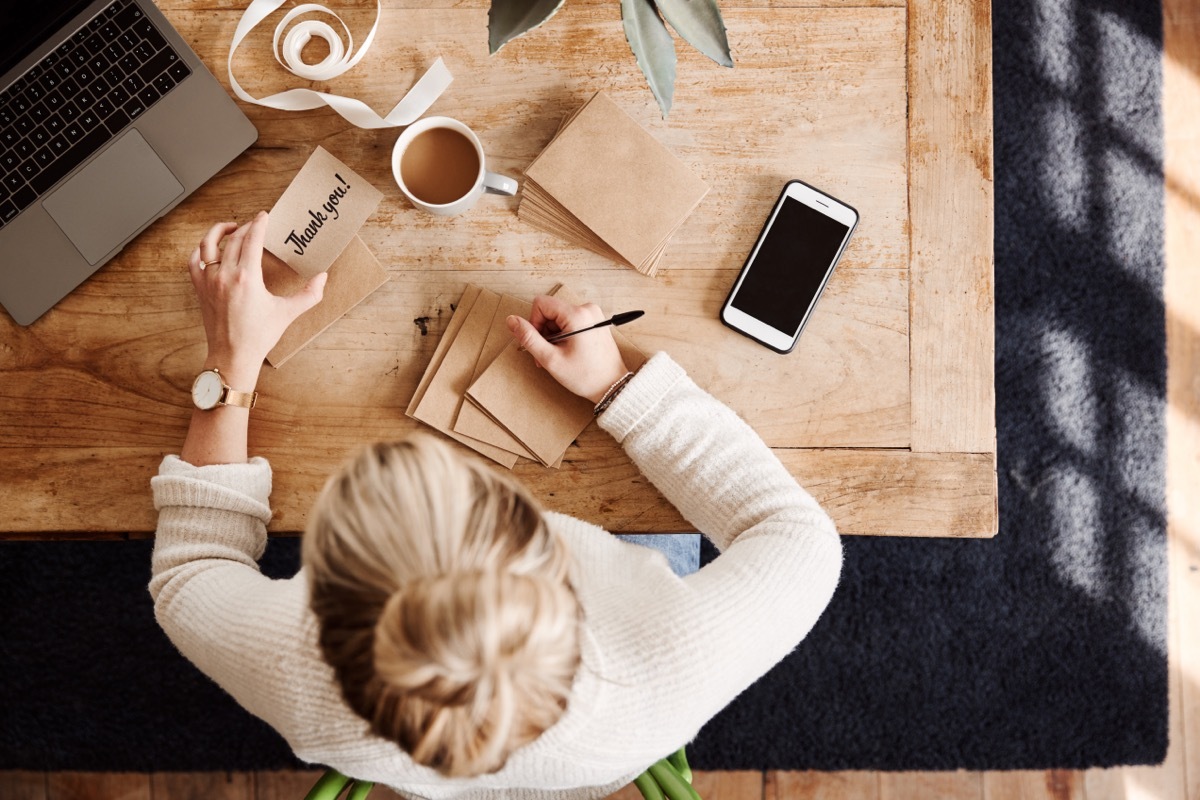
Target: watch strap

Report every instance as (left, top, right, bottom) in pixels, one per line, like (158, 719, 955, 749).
(220, 386, 258, 409)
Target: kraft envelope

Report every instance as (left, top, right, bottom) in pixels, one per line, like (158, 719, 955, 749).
(465, 286, 648, 467)
(264, 235, 389, 367)
(266, 146, 383, 279)
(407, 285, 482, 416)
(454, 284, 570, 466)
(521, 92, 708, 274)
(450, 290, 566, 469)
(408, 288, 519, 468)
(452, 293, 542, 463)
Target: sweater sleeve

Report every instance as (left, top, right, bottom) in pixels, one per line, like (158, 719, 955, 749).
(598, 351, 839, 553)
(149, 455, 318, 729)
(593, 352, 843, 751)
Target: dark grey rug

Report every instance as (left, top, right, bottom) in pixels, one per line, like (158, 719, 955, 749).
(0, 0, 1166, 773)
(692, 0, 1168, 771)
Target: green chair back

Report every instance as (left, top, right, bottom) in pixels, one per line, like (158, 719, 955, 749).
(301, 746, 698, 800)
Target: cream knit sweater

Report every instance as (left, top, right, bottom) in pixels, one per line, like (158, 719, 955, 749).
(151, 352, 843, 800)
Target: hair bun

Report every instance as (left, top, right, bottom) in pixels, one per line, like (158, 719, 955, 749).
(303, 434, 581, 777)
(370, 569, 580, 776)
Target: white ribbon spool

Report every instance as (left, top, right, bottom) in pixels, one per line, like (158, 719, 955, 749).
(228, 0, 452, 129)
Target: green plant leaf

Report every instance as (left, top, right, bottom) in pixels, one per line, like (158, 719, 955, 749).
(303, 771, 351, 800)
(633, 770, 667, 800)
(654, 0, 732, 67)
(648, 760, 702, 800)
(489, 0, 568, 54)
(622, 0, 676, 118)
(667, 746, 693, 784)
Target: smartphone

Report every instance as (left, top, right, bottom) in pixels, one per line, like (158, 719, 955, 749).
(720, 180, 859, 354)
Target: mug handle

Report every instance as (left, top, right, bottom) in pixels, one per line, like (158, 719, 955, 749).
(483, 172, 519, 197)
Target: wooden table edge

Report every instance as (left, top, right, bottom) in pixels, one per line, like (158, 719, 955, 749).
(0, 447, 999, 539)
(907, 0, 998, 457)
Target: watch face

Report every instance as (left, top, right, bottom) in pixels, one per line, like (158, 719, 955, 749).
(192, 371, 224, 409)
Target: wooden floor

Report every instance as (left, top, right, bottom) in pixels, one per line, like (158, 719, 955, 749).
(2, 2, 1196, 799)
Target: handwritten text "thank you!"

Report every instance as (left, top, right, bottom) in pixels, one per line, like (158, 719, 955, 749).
(285, 173, 353, 257)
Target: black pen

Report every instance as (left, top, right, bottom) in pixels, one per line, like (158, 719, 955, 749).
(546, 310, 645, 344)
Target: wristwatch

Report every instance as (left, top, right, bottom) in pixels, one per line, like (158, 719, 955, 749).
(191, 368, 257, 411)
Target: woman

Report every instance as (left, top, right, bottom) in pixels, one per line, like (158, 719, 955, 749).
(151, 213, 843, 799)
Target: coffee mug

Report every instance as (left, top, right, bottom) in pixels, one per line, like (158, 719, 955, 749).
(391, 117, 518, 216)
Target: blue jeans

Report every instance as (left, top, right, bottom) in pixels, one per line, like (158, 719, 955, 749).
(615, 533, 701, 577)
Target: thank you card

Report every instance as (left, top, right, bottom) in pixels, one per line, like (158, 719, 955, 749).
(265, 146, 383, 278)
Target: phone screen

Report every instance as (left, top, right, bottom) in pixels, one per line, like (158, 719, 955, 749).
(730, 196, 851, 335)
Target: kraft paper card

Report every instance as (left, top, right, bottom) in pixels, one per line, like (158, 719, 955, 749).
(408, 287, 520, 468)
(407, 286, 536, 464)
(465, 285, 648, 467)
(447, 290, 566, 469)
(456, 284, 569, 465)
(407, 283, 647, 469)
(407, 285, 482, 416)
(451, 293, 540, 462)
(264, 235, 389, 367)
(265, 146, 384, 279)
(519, 92, 709, 277)
(455, 292, 569, 467)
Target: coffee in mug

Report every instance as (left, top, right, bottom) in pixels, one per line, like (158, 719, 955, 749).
(391, 117, 518, 217)
(399, 127, 480, 205)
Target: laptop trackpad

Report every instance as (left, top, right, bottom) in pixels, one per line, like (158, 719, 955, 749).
(43, 130, 184, 266)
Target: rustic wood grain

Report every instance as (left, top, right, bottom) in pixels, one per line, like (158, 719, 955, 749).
(149, 772, 254, 800)
(982, 771, 1082, 800)
(880, 772, 982, 800)
(0, 772, 48, 800)
(252, 770, 325, 800)
(165, 6, 910, 274)
(0, 446, 996, 537)
(766, 770, 879, 799)
(0, 2, 986, 537)
(690, 770, 764, 799)
(45, 773, 150, 800)
(1164, 4, 1200, 800)
(0, 268, 909, 452)
(1081, 770, 1138, 800)
(907, 0, 996, 454)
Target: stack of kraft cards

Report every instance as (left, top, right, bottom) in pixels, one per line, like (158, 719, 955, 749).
(407, 283, 646, 468)
(518, 92, 709, 277)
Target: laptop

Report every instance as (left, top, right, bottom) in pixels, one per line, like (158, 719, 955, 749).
(0, 0, 257, 326)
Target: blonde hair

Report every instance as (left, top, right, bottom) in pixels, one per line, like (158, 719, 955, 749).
(302, 434, 581, 777)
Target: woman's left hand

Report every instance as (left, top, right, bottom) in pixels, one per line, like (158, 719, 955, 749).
(188, 211, 327, 387)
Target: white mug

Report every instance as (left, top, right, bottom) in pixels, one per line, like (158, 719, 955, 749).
(391, 116, 518, 216)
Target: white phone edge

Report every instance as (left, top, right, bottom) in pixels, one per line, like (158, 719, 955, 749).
(720, 180, 859, 354)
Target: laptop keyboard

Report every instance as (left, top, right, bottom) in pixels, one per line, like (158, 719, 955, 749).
(0, 0, 191, 229)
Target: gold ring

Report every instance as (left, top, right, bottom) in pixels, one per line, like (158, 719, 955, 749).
(200, 259, 220, 269)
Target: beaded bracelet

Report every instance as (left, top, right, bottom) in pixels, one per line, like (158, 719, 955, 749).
(593, 371, 636, 416)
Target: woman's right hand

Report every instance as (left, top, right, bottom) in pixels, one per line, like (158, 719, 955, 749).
(506, 296, 631, 404)
(188, 212, 326, 388)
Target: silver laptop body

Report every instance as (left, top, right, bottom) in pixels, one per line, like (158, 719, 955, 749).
(0, 0, 257, 325)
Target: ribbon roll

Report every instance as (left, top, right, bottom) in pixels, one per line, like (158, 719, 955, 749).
(228, 0, 452, 129)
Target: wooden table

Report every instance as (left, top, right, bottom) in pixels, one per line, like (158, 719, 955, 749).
(0, 0, 996, 538)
